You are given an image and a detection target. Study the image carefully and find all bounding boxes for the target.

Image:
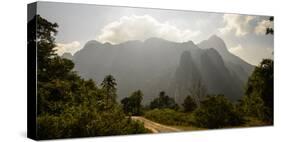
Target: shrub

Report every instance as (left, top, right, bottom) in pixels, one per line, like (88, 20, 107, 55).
(182, 95, 197, 113)
(149, 91, 179, 110)
(37, 104, 149, 139)
(144, 108, 191, 126)
(193, 95, 244, 128)
(121, 90, 143, 116)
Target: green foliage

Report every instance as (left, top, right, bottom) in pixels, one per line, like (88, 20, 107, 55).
(242, 117, 269, 127)
(36, 15, 59, 82)
(193, 95, 244, 129)
(33, 15, 148, 139)
(37, 104, 149, 139)
(244, 59, 273, 123)
(101, 74, 117, 105)
(144, 109, 191, 126)
(48, 57, 75, 80)
(101, 74, 117, 93)
(121, 90, 143, 115)
(149, 91, 179, 110)
(237, 93, 266, 120)
(182, 95, 197, 113)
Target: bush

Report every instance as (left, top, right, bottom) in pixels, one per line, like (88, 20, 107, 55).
(144, 108, 191, 126)
(121, 90, 143, 116)
(149, 91, 179, 110)
(37, 104, 149, 139)
(237, 93, 267, 120)
(193, 95, 244, 128)
(182, 95, 197, 113)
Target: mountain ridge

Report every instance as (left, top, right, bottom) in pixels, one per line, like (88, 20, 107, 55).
(68, 35, 254, 104)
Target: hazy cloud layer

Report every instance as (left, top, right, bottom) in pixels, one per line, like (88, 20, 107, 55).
(229, 44, 243, 53)
(220, 14, 255, 36)
(55, 41, 81, 55)
(229, 44, 273, 65)
(96, 15, 200, 44)
(38, 2, 273, 65)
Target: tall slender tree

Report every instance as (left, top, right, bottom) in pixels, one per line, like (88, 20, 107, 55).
(101, 74, 117, 105)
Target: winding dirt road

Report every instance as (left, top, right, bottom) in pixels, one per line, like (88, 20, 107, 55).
(131, 116, 182, 133)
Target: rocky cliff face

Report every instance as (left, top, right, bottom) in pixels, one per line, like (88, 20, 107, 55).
(70, 35, 254, 104)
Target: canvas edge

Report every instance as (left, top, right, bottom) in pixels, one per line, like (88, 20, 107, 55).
(27, 2, 38, 140)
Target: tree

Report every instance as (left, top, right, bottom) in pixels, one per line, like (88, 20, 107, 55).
(182, 95, 197, 113)
(34, 14, 75, 115)
(48, 56, 75, 80)
(244, 59, 273, 123)
(187, 79, 207, 107)
(150, 91, 179, 110)
(35, 15, 60, 82)
(237, 93, 266, 119)
(32, 15, 148, 139)
(121, 97, 130, 114)
(101, 74, 117, 105)
(193, 95, 244, 128)
(121, 90, 143, 115)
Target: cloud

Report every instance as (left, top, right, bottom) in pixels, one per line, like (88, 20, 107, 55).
(96, 15, 200, 44)
(255, 19, 274, 35)
(229, 44, 273, 65)
(55, 41, 81, 56)
(219, 14, 255, 36)
(229, 44, 243, 53)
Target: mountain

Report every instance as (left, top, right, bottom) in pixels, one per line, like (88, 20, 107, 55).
(198, 35, 254, 83)
(72, 35, 254, 104)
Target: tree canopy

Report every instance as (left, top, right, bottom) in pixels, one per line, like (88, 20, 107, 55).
(182, 95, 197, 113)
(149, 91, 179, 110)
(121, 90, 143, 115)
(193, 95, 244, 128)
(242, 59, 273, 123)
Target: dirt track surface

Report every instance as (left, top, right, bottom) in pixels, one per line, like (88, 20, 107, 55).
(131, 116, 182, 133)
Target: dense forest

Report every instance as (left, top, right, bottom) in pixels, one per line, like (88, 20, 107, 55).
(29, 15, 149, 139)
(30, 15, 273, 139)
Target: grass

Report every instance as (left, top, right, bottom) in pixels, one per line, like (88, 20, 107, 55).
(144, 109, 191, 126)
(241, 117, 271, 127)
(144, 108, 205, 131)
(143, 108, 271, 132)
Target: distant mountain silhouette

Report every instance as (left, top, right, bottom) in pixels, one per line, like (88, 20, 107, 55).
(71, 35, 254, 104)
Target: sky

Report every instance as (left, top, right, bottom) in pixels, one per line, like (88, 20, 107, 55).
(37, 2, 273, 65)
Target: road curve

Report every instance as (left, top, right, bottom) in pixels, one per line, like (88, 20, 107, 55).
(131, 116, 182, 133)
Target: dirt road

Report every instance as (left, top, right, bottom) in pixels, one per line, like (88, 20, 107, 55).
(131, 116, 182, 133)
